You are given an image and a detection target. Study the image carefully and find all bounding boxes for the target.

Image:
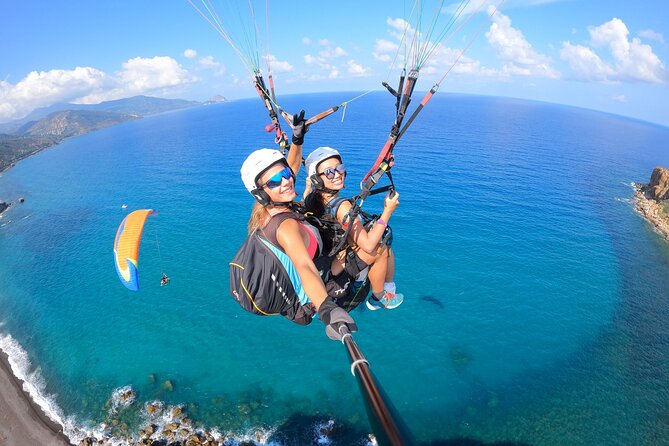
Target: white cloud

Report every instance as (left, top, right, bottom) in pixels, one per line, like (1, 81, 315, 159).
(444, 0, 503, 18)
(375, 39, 399, 53)
(0, 57, 194, 122)
(0, 67, 108, 122)
(199, 56, 220, 69)
(184, 49, 197, 58)
(302, 39, 357, 80)
(80, 56, 192, 103)
(387, 17, 407, 30)
(385, 17, 418, 49)
(639, 29, 664, 44)
(485, 10, 560, 79)
(614, 94, 626, 103)
(264, 54, 294, 73)
(316, 46, 347, 60)
(376, 15, 481, 77)
(373, 39, 398, 62)
(374, 53, 392, 63)
(419, 42, 481, 75)
(346, 60, 371, 77)
(302, 37, 311, 45)
(561, 18, 666, 84)
(560, 42, 615, 81)
(501, 0, 563, 5)
(372, 53, 393, 62)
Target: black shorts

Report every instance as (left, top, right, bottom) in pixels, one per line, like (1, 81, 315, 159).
(343, 248, 369, 278)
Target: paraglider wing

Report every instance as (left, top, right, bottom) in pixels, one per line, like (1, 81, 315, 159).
(113, 209, 156, 291)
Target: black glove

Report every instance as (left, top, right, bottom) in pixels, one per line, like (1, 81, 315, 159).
(318, 297, 357, 341)
(291, 110, 309, 145)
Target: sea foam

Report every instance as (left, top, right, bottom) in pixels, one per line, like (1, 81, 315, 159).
(0, 333, 84, 443)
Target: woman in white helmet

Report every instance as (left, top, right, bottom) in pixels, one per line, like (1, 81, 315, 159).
(238, 116, 357, 340)
(303, 146, 404, 310)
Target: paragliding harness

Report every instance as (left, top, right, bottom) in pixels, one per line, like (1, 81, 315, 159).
(299, 187, 395, 312)
(316, 196, 394, 270)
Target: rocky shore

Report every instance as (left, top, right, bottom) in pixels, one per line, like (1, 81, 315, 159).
(633, 166, 669, 241)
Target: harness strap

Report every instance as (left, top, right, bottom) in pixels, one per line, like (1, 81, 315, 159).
(325, 197, 351, 221)
(261, 212, 296, 247)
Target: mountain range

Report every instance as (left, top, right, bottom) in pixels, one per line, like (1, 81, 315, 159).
(0, 95, 224, 172)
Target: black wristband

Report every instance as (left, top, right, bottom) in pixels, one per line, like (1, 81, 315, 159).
(292, 134, 304, 145)
(317, 296, 337, 324)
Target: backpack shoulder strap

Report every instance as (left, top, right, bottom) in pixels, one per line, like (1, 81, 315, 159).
(324, 197, 351, 220)
(261, 212, 297, 247)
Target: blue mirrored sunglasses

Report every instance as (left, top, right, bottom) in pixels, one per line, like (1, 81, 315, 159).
(319, 163, 346, 180)
(261, 166, 293, 189)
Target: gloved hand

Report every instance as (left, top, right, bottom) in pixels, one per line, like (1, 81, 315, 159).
(318, 297, 357, 341)
(291, 109, 309, 145)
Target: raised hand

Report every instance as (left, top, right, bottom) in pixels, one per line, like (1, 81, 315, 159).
(291, 109, 310, 146)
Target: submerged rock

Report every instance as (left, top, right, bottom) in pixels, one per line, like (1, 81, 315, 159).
(186, 433, 203, 445)
(0, 201, 8, 215)
(119, 388, 135, 403)
(487, 391, 500, 408)
(449, 346, 471, 368)
(237, 403, 250, 415)
(146, 401, 163, 415)
(171, 405, 183, 418)
(318, 419, 336, 437)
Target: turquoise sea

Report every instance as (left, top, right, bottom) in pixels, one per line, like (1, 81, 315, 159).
(1, 92, 668, 445)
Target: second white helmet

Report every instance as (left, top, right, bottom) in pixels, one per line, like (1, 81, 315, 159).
(305, 146, 341, 177)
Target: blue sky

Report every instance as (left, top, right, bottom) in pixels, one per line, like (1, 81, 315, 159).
(1, 0, 668, 126)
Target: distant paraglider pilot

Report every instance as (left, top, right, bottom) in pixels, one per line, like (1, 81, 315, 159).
(160, 273, 170, 287)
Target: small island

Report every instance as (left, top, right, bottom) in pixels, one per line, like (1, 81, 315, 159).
(634, 166, 669, 241)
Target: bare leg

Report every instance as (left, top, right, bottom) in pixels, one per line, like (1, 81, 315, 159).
(385, 248, 395, 282)
(330, 252, 345, 277)
(355, 245, 388, 295)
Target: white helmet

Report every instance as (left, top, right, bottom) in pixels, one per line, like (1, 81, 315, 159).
(240, 148, 286, 193)
(305, 146, 341, 177)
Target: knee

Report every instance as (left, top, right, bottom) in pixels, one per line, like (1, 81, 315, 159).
(374, 245, 389, 261)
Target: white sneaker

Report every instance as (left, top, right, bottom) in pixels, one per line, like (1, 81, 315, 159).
(366, 291, 404, 310)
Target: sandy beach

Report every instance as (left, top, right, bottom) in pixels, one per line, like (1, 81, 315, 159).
(0, 350, 72, 446)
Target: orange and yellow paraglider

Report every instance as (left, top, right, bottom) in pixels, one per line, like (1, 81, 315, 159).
(113, 209, 156, 291)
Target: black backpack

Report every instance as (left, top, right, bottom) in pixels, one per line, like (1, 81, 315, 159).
(229, 213, 315, 325)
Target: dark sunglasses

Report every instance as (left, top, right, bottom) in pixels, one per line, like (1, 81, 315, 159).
(261, 166, 293, 189)
(318, 163, 346, 180)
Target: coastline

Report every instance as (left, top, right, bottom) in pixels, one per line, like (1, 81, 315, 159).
(633, 183, 669, 241)
(0, 349, 72, 445)
(1, 120, 73, 444)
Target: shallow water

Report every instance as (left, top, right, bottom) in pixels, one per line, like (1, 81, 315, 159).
(1, 93, 668, 445)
